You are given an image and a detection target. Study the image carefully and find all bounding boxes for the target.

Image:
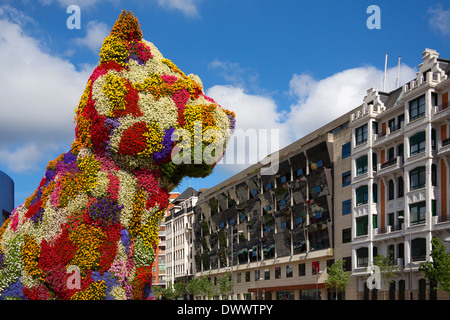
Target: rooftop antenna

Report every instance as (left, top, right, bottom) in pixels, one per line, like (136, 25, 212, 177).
(396, 55, 401, 88)
(383, 52, 388, 91)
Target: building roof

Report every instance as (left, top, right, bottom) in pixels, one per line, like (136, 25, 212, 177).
(173, 187, 198, 203)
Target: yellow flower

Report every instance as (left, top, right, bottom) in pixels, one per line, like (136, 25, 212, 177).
(77, 154, 100, 194)
(69, 224, 106, 273)
(99, 35, 129, 67)
(22, 235, 41, 279)
(138, 122, 164, 157)
(70, 281, 107, 300)
(102, 73, 128, 116)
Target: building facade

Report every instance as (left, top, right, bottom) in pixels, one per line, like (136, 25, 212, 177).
(350, 48, 450, 300)
(192, 111, 355, 300)
(152, 192, 180, 290)
(191, 48, 450, 300)
(166, 187, 199, 287)
(0, 170, 14, 225)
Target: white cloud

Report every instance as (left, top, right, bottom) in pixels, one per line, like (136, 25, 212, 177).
(208, 59, 259, 91)
(206, 63, 417, 176)
(428, 4, 450, 36)
(74, 20, 109, 54)
(0, 143, 57, 173)
(156, 0, 202, 17)
(206, 85, 290, 174)
(0, 9, 92, 173)
(39, 0, 114, 9)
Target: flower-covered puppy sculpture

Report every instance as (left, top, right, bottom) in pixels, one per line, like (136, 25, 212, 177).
(0, 11, 235, 300)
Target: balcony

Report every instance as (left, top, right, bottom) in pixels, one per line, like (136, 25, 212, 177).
(376, 156, 403, 177)
(373, 123, 404, 147)
(438, 138, 450, 157)
(432, 103, 449, 122)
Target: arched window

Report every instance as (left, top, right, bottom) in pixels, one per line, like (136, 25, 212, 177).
(419, 278, 427, 300)
(389, 281, 396, 300)
(398, 280, 405, 300)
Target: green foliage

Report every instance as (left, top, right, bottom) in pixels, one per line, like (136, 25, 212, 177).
(324, 259, 350, 297)
(371, 250, 400, 300)
(419, 237, 450, 294)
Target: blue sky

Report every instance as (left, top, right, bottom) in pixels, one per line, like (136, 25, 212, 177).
(0, 0, 449, 207)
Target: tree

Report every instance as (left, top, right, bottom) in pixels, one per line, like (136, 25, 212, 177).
(152, 285, 164, 300)
(216, 272, 232, 299)
(419, 237, 450, 295)
(324, 259, 350, 300)
(186, 277, 202, 299)
(174, 279, 188, 299)
(371, 250, 400, 300)
(162, 281, 176, 300)
(198, 276, 216, 300)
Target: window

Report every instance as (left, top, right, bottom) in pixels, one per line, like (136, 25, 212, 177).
(356, 185, 369, 205)
(355, 124, 368, 146)
(398, 176, 404, 198)
(388, 213, 394, 228)
(388, 180, 395, 200)
(312, 261, 320, 275)
(342, 142, 351, 159)
(409, 95, 425, 121)
(342, 228, 351, 243)
(264, 268, 270, 280)
(410, 166, 426, 190)
(411, 238, 426, 262)
(432, 129, 436, 151)
(286, 265, 293, 278)
(255, 269, 260, 281)
(410, 201, 426, 225)
(388, 147, 395, 161)
(432, 164, 437, 186)
(398, 143, 404, 163)
(388, 118, 395, 132)
(357, 247, 369, 267)
(356, 155, 368, 175)
(275, 267, 281, 279)
(410, 131, 426, 155)
(356, 216, 368, 236)
(342, 199, 351, 215)
(245, 271, 251, 282)
(372, 183, 378, 203)
(298, 263, 306, 276)
(342, 171, 351, 187)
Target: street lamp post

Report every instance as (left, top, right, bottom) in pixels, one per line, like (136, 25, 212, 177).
(230, 227, 243, 300)
(398, 215, 413, 300)
(249, 247, 263, 300)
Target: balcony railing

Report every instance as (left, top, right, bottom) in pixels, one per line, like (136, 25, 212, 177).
(443, 138, 450, 147)
(380, 157, 397, 169)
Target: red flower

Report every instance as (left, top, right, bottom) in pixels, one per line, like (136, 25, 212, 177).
(118, 122, 148, 155)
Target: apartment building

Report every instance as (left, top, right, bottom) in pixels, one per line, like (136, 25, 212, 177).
(192, 110, 355, 300)
(152, 192, 180, 289)
(166, 187, 199, 287)
(190, 48, 450, 300)
(350, 48, 450, 300)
